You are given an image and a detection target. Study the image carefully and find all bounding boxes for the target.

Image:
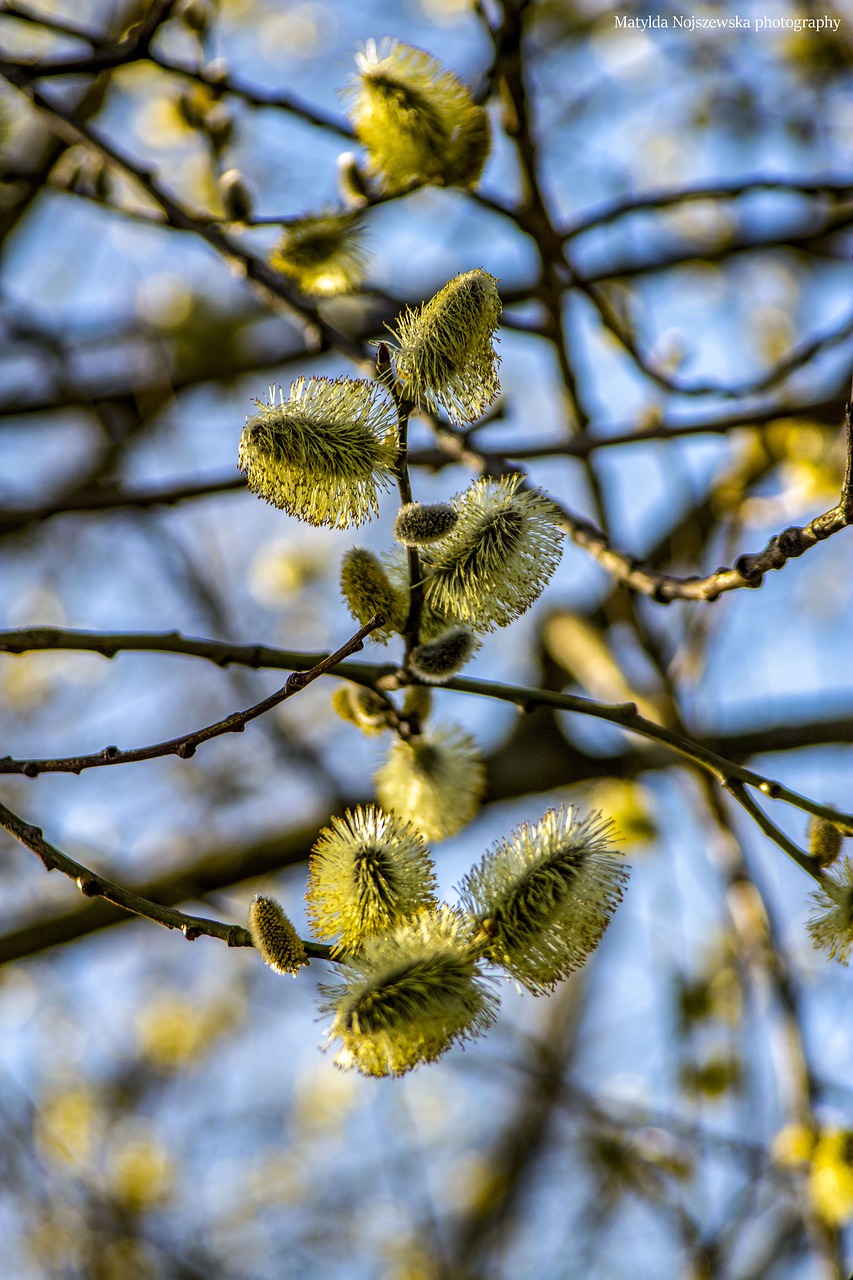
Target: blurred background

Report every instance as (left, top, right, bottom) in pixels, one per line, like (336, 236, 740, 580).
(1, 0, 853, 1275)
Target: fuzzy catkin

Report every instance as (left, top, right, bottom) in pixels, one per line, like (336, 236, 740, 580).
(307, 807, 437, 952)
(248, 896, 308, 976)
(459, 807, 629, 993)
(269, 212, 368, 296)
(319, 907, 499, 1076)
(423, 474, 564, 631)
(239, 378, 397, 528)
(390, 269, 501, 424)
(348, 41, 490, 192)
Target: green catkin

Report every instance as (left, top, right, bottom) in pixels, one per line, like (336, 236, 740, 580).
(459, 807, 629, 993)
(340, 548, 408, 642)
(269, 212, 368, 296)
(319, 907, 499, 1076)
(375, 723, 486, 842)
(348, 41, 490, 193)
(248, 895, 308, 976)
(330, 684, 393, 736)
(390, 269, 502, 424)
(423, 474, 564, 631)
(239, 378, 397, 528)
(809, 815, 844, 868)
(306, 806, 437, 952)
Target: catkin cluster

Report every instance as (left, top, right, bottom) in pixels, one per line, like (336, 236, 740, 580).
(237, 43, 633, 1077)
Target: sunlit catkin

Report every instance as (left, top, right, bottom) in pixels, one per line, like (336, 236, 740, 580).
(340, 548, 408, 642)
(807, 858, 853, 964)
(390, 269, 501, 424)
(459, 807, 629, 993)
(239, 378, 397, 528)
(348, 41, 489, 192)
(307, 806, 437, 952)
(423, 474, 564, 630)
(269, 211, 368, 296)
(319, 907, 499, 1076)
(375, 723, 486, 842)
(248, 895, 308, 977)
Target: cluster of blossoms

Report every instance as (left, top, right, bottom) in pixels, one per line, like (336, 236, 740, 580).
(250, 804, 628, 1077)
(237, 252, 634, 1075)
(265, 41, 490, 297)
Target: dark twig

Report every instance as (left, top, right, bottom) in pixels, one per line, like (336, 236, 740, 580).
(0, 798, 334, 959)
(1, 625, 849, 860)
(0, 618, 384, 776)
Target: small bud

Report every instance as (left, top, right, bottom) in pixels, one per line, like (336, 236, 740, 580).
(375, 723, 486, 842)
(809, 816, 844, 868)
(218, 168, 253, 221)
(340, 548, 408, 642)
(409, 627, 477, 684)
(393, 502, 458, 547)
(248, 895, 308, 976)
(239, 378, 397, 528)
(270, 212, 368, 297)
(175, 0, 211, 34)
(337, 150, 372, 208)
(390, 269, 501, 424)
(204, 102, 233, 149)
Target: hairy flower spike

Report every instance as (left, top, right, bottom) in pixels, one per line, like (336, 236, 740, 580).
(307, 807, 437, 953)
(239, 378, 397, 528)
(248, 895, 308, 976)
(348, 41, 490, 192)
(459, 806, 629, 993)
(269, 212, 368, 296)
(390, 269, 501, 424)
(809, 815, 844, 868)
(375, 723, 486, 842)
(319, 907, 499, 1076)
(408, 627, 477, 684)
(340, 548, 408, 642)
(423, 474, 564, 631)
(807, 858, 853, 964)
(393, 502, 458, 546)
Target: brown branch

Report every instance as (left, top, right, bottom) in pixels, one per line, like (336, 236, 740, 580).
(0, 618, 384, 777)
(433, 408, 853, 602)
(0, 797, 333, 960)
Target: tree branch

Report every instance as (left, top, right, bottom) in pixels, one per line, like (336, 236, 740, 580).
(0, 797, 334, 960)
(0, 618, 384, 777)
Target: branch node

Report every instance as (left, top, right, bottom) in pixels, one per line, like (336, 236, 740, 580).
(76, 874, 100, 897)
(759, 780, 781, 799)
(177, 743, 197, 759)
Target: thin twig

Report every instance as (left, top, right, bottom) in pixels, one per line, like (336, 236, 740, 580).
(1, 625, 849, 857)
(0, 618, 384, 776)
(0, 798, 334, 960)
